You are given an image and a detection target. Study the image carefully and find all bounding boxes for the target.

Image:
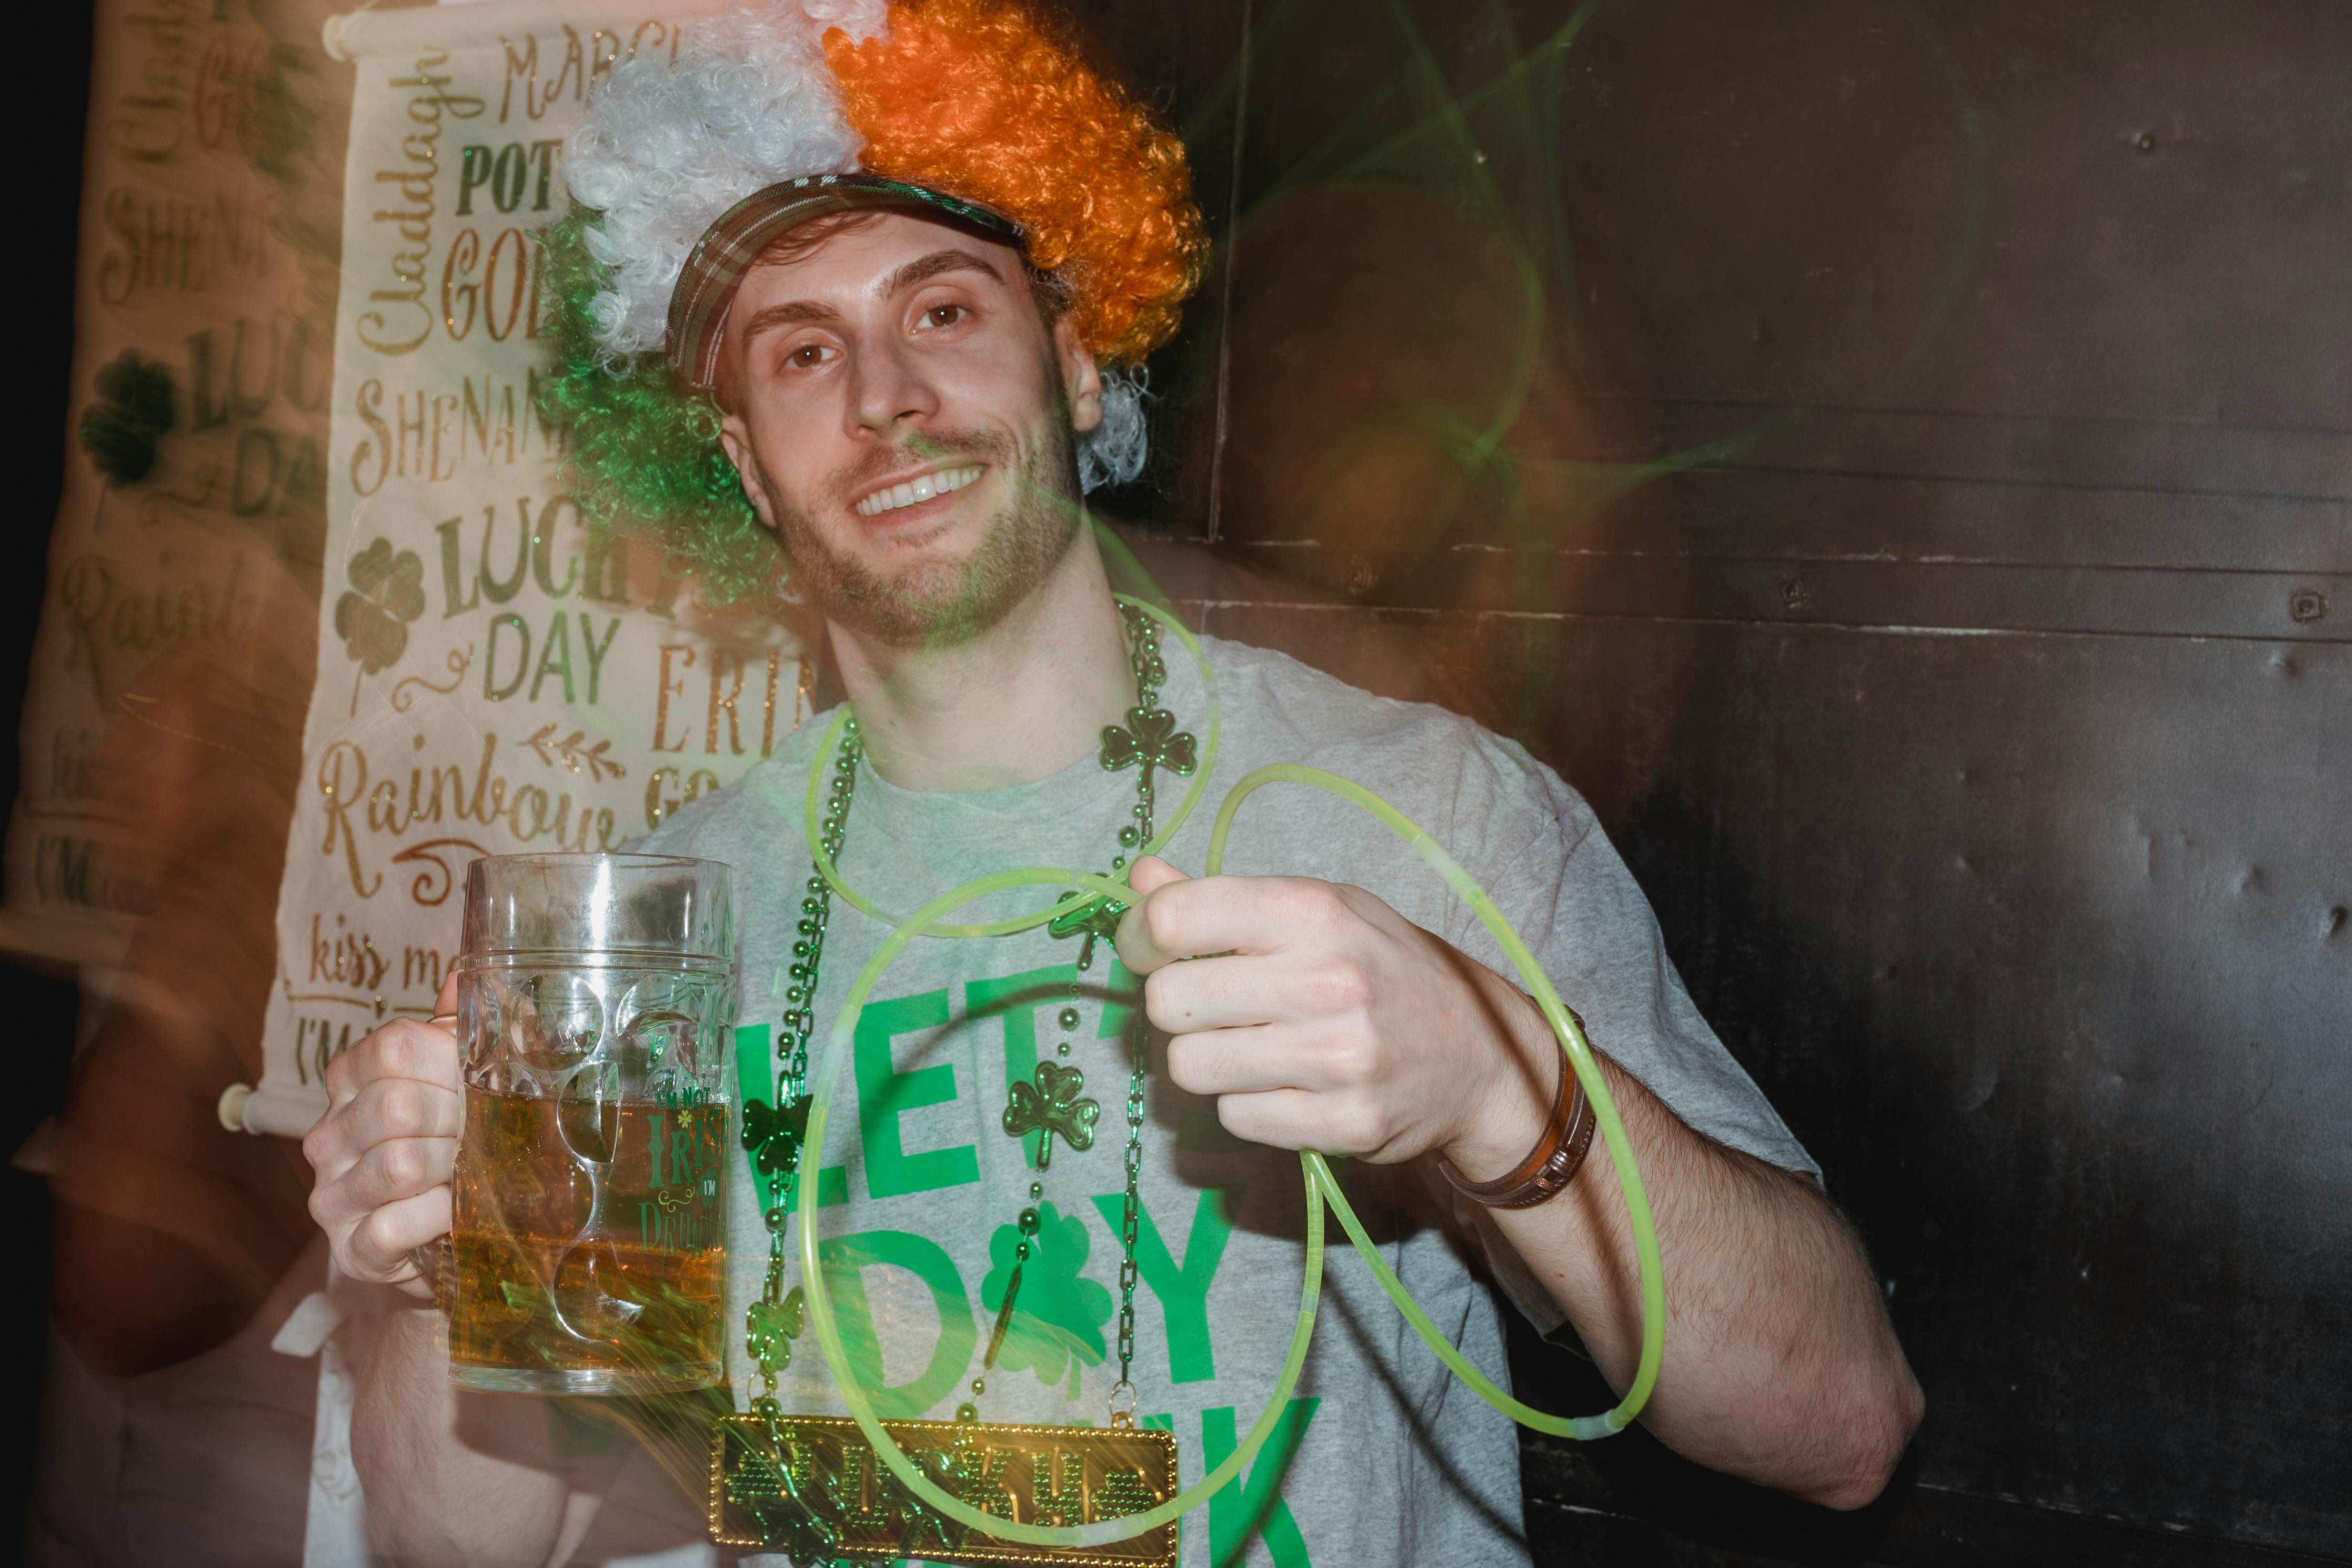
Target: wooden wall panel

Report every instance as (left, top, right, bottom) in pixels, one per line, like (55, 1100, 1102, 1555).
(1101, 0, 2351, 1561)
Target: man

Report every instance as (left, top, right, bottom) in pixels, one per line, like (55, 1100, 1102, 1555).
(304, 3, 1921, 1562)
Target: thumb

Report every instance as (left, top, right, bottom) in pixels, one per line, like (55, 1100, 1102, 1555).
(432, 969, 460, 1027)
(1114, 856, 1190, 976)
(1124, 855, 1189, 898)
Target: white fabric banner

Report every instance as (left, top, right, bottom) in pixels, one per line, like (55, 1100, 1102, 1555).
(4, 0, 336, 971)
(247, 0, 788, 1137)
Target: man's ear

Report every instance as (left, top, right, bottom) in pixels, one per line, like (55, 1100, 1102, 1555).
(717, 411, 780, 532)
(1054, 316, 1105, 435)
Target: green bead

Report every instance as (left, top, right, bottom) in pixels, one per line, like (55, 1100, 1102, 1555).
(1058, 1008, 1081, 1030)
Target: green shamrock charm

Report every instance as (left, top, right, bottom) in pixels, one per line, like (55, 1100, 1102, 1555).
(1099, 705, 1198, 779)
(1002, 1060, 1100, 1170)
(1044, 891, 1128, 944)
(739, 1095, 812, 1180)
(745, 1284, 805, 1371)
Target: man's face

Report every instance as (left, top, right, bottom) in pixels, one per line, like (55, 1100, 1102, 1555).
(715, 211, 1103, 649)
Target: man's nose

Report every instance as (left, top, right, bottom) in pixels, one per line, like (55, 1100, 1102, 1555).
(847, 334, 939, 437)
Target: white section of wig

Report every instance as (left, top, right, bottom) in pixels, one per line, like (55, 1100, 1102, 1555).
(1078, 363, 1150, 491)
(564, 0, 889, 364)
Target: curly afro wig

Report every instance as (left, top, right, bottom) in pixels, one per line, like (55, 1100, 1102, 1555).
(825, 0, 1207, 366)
(546, 0, 1205, 605)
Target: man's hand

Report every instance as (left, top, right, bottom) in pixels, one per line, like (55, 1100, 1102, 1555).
(303, 972, 464, 1299)
(1114, 855, 1923, 1510)
(1113, 856, 1555, 1179)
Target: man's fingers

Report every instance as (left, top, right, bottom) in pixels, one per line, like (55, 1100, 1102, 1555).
(1124, 855, 1188, 897)
(320, 1017, 462, 1111)
(1144, 946, 1378, 1034)
(1165, 1016, 1388, 1098)
(1211, 1088, 1391, 1158)
(1113, 857, 1190, 974)
(342, 1183, 455, 1282)
(1119, 872, 1344, 976)
(306, 1074, 463, 1173)
(318, 1136, 458, 1224)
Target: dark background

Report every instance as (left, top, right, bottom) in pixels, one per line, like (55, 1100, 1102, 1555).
(11, 0, 98, 1556)
(1074, 0, 2351, 1564)
(14, 1, 2348, 1565)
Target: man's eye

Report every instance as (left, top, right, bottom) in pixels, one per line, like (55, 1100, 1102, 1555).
(787, 343, 835, 368)
(923, 303, 969, 329)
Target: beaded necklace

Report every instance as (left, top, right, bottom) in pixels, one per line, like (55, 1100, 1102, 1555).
(720, 601, 1197, 1560)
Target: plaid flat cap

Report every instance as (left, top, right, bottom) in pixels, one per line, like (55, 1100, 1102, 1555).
(664, 173, 1026, 389)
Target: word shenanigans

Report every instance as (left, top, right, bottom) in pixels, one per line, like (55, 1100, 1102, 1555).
(350, 375, 568, 492)
(711, 1415, 1178, 1567)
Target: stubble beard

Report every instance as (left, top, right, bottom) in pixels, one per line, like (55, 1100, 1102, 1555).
(765, 402, 1085, 652)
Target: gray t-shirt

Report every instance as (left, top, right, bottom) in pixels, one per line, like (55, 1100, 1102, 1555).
(646, 632, 1813, 1568)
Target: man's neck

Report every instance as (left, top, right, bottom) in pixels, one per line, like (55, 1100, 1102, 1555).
(826, 526, 1134, 792)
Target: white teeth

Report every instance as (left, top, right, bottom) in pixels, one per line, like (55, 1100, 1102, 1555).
(855, 465, 983, 517)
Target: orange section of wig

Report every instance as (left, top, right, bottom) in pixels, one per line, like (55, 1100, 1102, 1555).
(825, 0, 1207, 364)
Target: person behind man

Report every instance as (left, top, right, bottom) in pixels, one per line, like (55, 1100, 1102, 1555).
(303, 1, 1923, 1561)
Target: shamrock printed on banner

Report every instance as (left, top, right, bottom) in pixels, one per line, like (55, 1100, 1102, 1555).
(334, 537, 427, 681)
(979, 1200, 1112, 1394)
(78, 351, 176, 486)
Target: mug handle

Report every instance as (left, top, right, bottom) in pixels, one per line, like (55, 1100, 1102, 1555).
(409, 1010, 462, 1310)
(409, 1237, 457, 1313)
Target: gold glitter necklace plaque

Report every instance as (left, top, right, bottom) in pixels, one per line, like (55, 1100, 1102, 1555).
(709, 1412, 1178, 1566)
(711, 607, 1194, 1565)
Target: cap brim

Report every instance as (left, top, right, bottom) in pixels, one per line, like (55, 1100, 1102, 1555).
(664, 173, 1025, 389)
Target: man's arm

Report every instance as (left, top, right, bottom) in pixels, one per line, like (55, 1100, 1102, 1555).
(1117, 857, 1924, 1509)
(304, 979, 578, 1566)
(346, 1303, 586, 1567)
(1468, 1036, 1921, 1507)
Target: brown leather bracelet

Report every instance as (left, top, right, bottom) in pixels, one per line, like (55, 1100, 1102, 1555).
(1438, 1016, 1597, 1211)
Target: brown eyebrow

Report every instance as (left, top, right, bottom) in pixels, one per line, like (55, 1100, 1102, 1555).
(733, 249, 1006, 349)
(877, 248, 1005, 299)
(735, 297, 848, 345)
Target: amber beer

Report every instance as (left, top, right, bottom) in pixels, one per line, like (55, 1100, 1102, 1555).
(446, 853, 738, 1395)
(449, 1088, 730, 1389)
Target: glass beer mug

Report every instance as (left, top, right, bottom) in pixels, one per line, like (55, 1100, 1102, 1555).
(443, 853, 737, 1394)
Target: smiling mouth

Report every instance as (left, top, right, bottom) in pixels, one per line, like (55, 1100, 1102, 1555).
(852, 465, 987, 518)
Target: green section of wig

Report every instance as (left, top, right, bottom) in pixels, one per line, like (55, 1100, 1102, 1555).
(538, 209, 781, 607)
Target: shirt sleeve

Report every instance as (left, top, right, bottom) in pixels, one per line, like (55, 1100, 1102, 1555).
(1413, 725, 1817, 1335)
(1432, 725, 1818, 1178)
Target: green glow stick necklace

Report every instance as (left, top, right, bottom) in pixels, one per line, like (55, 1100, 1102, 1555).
(748, 595, 1666, 1555)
